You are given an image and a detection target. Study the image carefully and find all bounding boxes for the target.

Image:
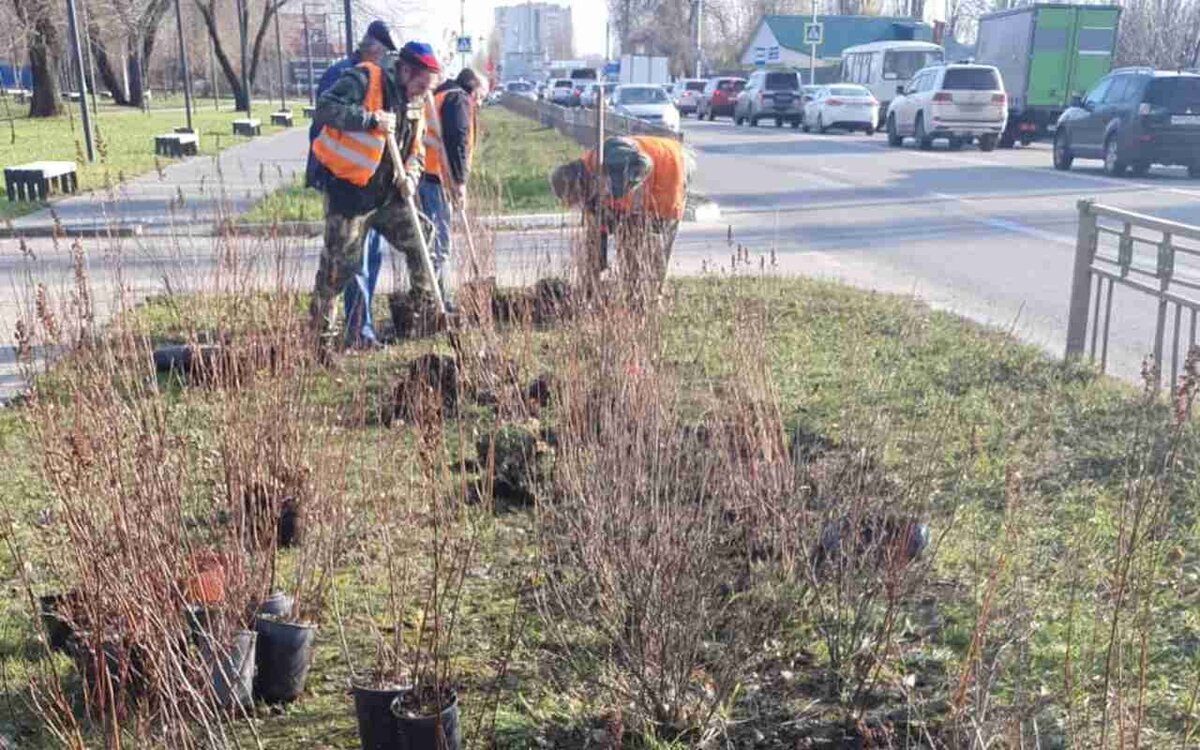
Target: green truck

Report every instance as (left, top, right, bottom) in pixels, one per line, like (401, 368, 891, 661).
(975, 4, 1122, 146)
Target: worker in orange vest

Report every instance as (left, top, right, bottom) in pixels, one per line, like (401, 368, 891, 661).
(420, 68, 487, 306)
(550, 135, 692, 291)
(308, 41, 440, 352)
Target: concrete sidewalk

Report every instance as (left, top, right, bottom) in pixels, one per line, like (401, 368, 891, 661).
(4, 127, 309, 235)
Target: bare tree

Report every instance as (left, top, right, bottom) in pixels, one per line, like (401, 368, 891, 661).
(1117, 0, 1200, 68)
(10, 0, 62, 116)
(194, 0, 291, 111)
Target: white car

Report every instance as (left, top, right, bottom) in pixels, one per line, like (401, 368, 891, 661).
(802, 85, 879, 134)
(611, 84, 681, 133)
(548, 78, 575, 106)
(885, 63, 1008, 151)
(670, 79, 707, 115)
(504, 80, 537, 101)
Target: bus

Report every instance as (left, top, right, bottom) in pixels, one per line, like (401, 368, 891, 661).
(839, 41, 944, 123)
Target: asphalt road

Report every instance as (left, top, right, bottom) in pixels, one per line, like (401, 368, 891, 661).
(670, 115, 1200, 382)
(5, 113, 1200, 400)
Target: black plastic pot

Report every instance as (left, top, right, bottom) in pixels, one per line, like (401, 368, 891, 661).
(392, 691, 461, 750)
(39, 593, 75, 652)
(253, 616, 315, 703)
(354, 683, 406, 750)
(201, 628, 256, 708)
(256, 592, 294, 619)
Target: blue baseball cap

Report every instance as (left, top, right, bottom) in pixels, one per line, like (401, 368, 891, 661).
(365, 20, 396, 52)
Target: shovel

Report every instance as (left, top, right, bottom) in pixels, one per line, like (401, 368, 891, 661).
(384, 129, 446, 316)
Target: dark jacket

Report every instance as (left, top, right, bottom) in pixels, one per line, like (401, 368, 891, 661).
(427, 79, 473, 185)
(311, 62, 421, 216)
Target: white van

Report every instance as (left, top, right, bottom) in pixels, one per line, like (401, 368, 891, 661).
(839, 41, 945, 124)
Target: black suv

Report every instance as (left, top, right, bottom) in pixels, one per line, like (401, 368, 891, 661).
(1054, 68, 1200, 177)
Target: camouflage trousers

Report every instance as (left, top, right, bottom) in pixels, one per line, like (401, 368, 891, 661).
(309, 194, 435, 346)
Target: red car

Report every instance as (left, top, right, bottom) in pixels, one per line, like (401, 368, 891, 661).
(697, 77, 747, 121)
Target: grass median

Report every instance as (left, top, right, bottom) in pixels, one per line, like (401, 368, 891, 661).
(238, 105, 578, 225)
(0, 97, 296, 221)
(1, 260, 1197, 746)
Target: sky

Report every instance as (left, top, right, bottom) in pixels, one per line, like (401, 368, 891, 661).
(403, 0, 610, 60)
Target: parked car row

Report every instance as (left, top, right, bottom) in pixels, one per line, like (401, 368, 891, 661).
(677, 62, 1200, 178)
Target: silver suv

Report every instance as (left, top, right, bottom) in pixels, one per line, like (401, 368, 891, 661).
(735, 70, 805, 128)
(885, 63, 1008, 151)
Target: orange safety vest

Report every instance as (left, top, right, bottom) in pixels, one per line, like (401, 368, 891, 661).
(312, 62, 387, 187)
(423, 90, 476, 185)
(582, 136, 686, 221)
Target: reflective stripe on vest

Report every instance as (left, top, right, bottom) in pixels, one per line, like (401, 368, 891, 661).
(423, 90, 475, 184)
(583, 136, 686, 221)
(312, 62, 386, 187)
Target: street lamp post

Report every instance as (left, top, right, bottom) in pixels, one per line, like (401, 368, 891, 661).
(810, 0, 818, 86)
(274, 6, 286, 111)
(64, 0, 95, 162)
(342, 0, 353, 59)
(302, 6, 315, 105)
(173, 0, 194, 131)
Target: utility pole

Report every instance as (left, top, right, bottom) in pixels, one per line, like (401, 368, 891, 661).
(692, 0, 703, 78)
(460, 0, 467, 72)
(235, 0, 251, 114)
(64, 0, 95, 162)
(173, 0, 194, 131)
(810, 0, 818, 86)
(303, 6, 315, 105)
(78, 0, 99, 115)
(274, 6, 287, 111)
(342, 0, 353, 59)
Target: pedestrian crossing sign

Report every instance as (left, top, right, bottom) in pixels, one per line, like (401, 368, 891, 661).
(456, 36, 473, 54)
(804, 22, 823, 45)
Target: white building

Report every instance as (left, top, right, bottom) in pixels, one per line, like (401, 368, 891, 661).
(493, 3, 574, 80)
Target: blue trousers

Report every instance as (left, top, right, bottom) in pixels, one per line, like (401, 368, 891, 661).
(419, 177, 452, 298)
(342, 228, 383, 344)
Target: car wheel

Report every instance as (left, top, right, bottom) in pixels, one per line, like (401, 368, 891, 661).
(1130, 161, 1151, 177)
(1053, 130, 1074, 171)
(749, 116, 758, 127)
(817, 114, 827, 134)
(802, 122, 810, 133)
(948, 137, 964, 150)
(1103, 135, 1127, 176)
(792, 119, 801, 129)
(864, 125, 875, 136)
(915, 115, 933, 150)
(978, 134, 998, 152)
(707, 110, 715, 122)
(775, 117, 783, 128)
(887, 115, 903, 147)
(1190, 164, 1200, 179)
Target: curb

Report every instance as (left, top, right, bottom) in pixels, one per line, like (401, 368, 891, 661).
(1, 223, 145, 239)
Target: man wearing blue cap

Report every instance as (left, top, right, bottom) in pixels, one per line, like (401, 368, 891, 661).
(305, 21, 397, 349)
(308, 39, 441, 354)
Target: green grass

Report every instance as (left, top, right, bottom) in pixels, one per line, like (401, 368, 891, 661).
(2, 275, 1198, 746)
(238, 105, 578, 224)
(0, 96, 299, 221)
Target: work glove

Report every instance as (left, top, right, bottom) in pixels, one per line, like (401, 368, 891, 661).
(371, 110, 397, 135)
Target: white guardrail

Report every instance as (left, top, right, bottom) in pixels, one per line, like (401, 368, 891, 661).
(498, 93, 683, 147)
(1066, 200, 1200, 387)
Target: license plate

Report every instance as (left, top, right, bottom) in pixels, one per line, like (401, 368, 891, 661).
(1172, 115, 1200, 125)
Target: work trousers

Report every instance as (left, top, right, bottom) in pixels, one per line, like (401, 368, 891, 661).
(310, 194, 433, 346)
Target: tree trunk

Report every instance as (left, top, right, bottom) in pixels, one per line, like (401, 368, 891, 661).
(195, 0, 288, 112)
(196, 1, 247, 109)
(28, 13, 62, 117)
(90, 31, 131, 105)
(126, 43, 146, 107)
